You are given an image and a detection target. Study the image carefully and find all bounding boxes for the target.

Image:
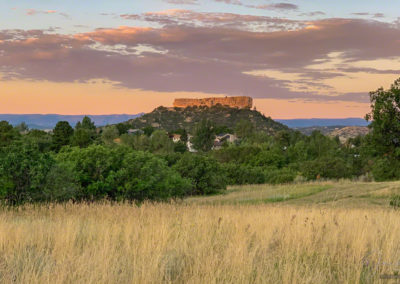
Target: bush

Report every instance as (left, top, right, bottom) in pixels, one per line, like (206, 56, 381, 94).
(56, 145, 192, 201)
(174, 153, 227, 195)
(301, 157, 352, 180)
(264, 168, 296, 184)
(0, 141, 54, 204)
(371, 157, 400, 181)
(222, 163, 265, 185)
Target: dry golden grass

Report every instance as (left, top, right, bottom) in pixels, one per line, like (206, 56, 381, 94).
(0, 198, 400, 283)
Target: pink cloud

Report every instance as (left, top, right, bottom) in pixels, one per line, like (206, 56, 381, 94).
(1, 18, 400, 103)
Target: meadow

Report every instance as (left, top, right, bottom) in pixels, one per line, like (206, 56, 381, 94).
(1, 181, 400, 283)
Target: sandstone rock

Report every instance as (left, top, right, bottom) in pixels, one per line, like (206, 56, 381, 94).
(173, 96, 253, 109)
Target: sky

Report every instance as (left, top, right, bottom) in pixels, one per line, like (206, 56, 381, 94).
(1, 0, 400, 118)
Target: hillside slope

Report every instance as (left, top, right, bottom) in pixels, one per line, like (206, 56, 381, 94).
(125, 105, 289, 133)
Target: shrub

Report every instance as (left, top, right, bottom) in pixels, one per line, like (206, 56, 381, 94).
(174, 153, 227, 195)
(56, 145, 192, 201)
(222, 163, 265, 185)
(301, 157, 352, 180)
(0, 141, 54, 204)
(264, 168, 296, 184)
(371, 157, 400, 181)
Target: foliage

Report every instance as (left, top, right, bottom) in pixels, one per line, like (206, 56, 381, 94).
(149, 130, 175, 154)
(0, 141, 54, 204)
(235, 119, 255, 139)
(191, 119, 215, 152)
(52, 121, 74, 151)
(264, 168, 296, 184)
(173, 153, 227, 195)
(101, 125, 119, 145)
(371, 157, 400, 181)
(126, 105, 288, 134)
(56, 145, 191, 201)
(365, 78, 400, 157)
(0, 120, 19, 147)
(116, 123, 130, 135)
(222, 163, 265, 185)
(301, 157, 352, 180)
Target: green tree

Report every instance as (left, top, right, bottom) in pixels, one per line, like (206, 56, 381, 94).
(56, 145, 191, 201)
(116, 123, 130, 135)
(174, 141, 187, 153)
(365, 78, 400, 157)
(26, 129, 52, 152)
(0, 121, 19, 147)
(143, 126, 155, 136)
(71, 128, 93, 148)
(0, 141, 54, 204)
(101, 125, 119, 145)
(235, 119, 255, 139)
(52, 121, 74, 151)
(173, 153, 227, 195)
(150, 130, 174, 154)
(192, 119, 215, 152)
(76, 116, 96, 131)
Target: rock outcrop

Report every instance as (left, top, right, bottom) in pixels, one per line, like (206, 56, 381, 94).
(173, 96, 253, 109)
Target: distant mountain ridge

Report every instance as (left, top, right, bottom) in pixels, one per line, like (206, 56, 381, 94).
(0, 114, 144, 129)
(1, 114, 370, 131)
(277, 118, 369, 128)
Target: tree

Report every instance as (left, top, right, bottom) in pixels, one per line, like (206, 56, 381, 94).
(72, 116, 97, 147)
(143, 126, 155, 136)
(101, 125, 119, 145)
(0, 141, 54, 204)
(55, 145, 191, 201)
(0, 121, 19, 147)
(116, 123, 130, 135)
(174, 129, 188, 143)
(15, 122, 29, 133)
(26, 129, 52, 152)
(71, 128, 93, 148)
(174, 141, 187, 153)
(191, 119, 215, 152)
(365, 78, 400, 157)
(150, 130, 174, 154)
(173, 153, 227, 195)
(76, 116, 96, 131)
(52, 121, 74, 151)
(235, 119, 255, 139)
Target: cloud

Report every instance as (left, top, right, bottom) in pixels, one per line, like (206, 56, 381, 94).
(255, 3, 298, 11)
(164, 0, 198, 4)
(1, 18, 400, 103)
(299, 11, 326, 17)
(352, 12, 385, 18)
(25, 8, 70, 18)
(122, 9, 303, 32)
(214, 0, 298, 11)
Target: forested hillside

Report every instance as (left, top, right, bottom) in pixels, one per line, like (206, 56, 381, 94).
(125, 105, 289, 134)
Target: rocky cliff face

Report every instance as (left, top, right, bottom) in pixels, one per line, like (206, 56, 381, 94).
(173, 96, 253, 109)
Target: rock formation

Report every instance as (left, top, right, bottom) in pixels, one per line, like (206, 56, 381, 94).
(173, 96, 253, 109)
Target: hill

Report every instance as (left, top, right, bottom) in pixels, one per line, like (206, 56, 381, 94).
(0, 114, 144, 129)
(277, 118, 368, 128)
(125, 105, 289, 134)
(295, 125, 369, 141)
(328, 126, 369, 142)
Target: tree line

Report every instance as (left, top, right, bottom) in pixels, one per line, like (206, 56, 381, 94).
(1, 78, 400, 204)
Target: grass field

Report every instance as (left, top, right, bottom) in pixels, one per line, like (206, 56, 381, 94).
(1, 181, 400, 283)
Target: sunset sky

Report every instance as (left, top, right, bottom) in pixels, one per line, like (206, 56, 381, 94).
(1, 0, 400, 118)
